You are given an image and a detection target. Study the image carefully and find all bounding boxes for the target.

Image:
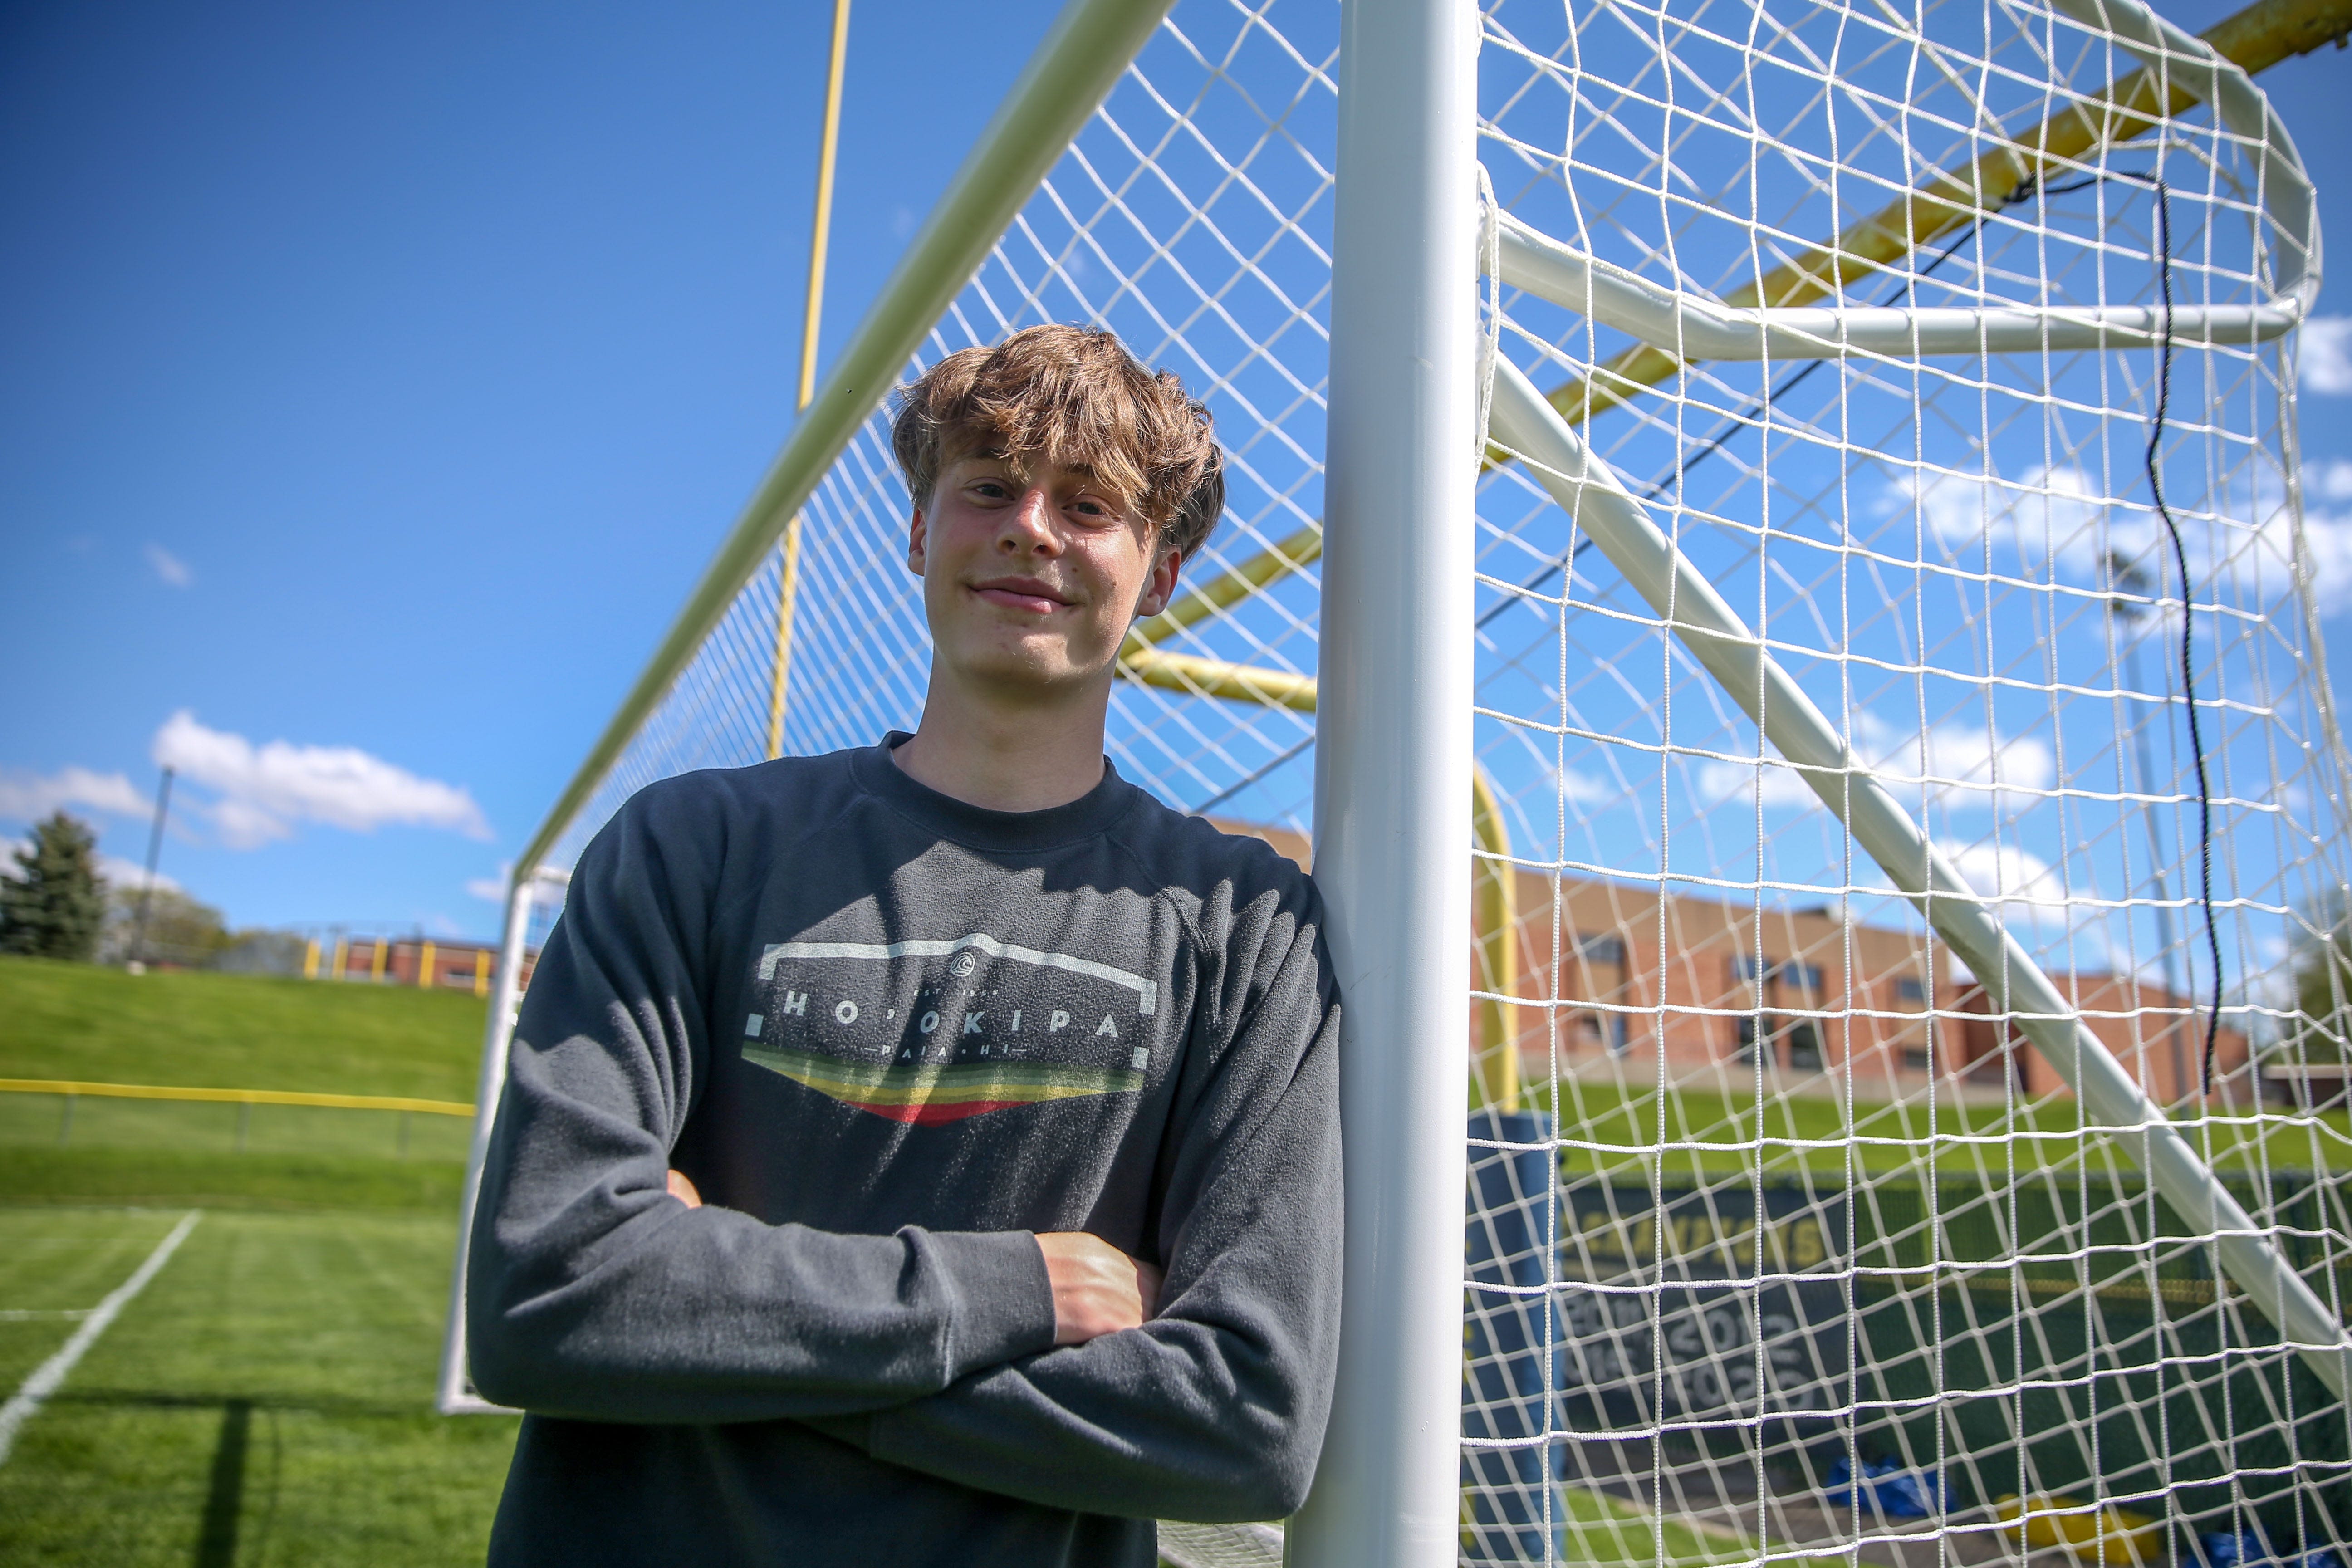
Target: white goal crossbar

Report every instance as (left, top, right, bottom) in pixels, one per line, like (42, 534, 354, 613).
(1491, 0, 2317, 363)
(1494, 209, 2301, 360)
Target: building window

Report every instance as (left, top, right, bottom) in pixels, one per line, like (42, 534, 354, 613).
(1896, 977, 1929, 1005)
(1578, 934, 1627, 966)
(1777, 962, 1826, 992)
(1901, 1047, 1932, 1072)
(1786, 1022, 1824, 1070)
(1734, 1016, 1762, 1062)
(1732, 955, 1770, 984)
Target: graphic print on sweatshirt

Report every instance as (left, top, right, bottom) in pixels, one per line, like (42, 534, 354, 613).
(742, 933, 1164, 1124)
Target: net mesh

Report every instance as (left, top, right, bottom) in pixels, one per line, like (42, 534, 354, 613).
(547, 0, 1340, 861)
(515, 0, 2352, 1558)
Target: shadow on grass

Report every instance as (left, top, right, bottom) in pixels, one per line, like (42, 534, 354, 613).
(193, 1399, 249, 1568)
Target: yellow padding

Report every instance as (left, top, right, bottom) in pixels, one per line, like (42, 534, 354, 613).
(1998, 1494, 2166, 1568)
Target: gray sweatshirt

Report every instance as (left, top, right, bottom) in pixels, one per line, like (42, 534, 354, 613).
(466, 737, 1343, 1566)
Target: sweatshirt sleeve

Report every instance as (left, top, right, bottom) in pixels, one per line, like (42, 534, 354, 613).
(463, 781, 1057, 1424)
(815, 868, 1343, 1523)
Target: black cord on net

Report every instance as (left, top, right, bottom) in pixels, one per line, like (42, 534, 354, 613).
(2101, 169, 2225, 1095)
(1477, 170, 2228, 1092)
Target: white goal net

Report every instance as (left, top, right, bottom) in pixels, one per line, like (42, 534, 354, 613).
(451, 0, 2352, 1560)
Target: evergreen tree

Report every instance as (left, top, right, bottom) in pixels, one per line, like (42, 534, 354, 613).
(0, 812, 108, 962)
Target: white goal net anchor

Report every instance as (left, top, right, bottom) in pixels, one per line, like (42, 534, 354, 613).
(438, 0, 2352, 1561)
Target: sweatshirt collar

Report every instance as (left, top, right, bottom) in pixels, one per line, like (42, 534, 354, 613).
(851, 732, 1142, 854)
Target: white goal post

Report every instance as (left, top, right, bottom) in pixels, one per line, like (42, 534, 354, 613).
(442, 0, 2352, 1563)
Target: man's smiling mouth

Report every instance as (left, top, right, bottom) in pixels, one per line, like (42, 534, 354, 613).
(971, 576, 1074, 615)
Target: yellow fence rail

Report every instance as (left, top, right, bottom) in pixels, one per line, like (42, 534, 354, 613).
(0, 1079, 474, 1117)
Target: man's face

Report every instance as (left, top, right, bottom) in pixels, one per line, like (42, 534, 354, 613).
(908, 450, 1181, 699)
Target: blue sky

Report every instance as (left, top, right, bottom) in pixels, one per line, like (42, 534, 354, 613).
(0, 1, 1064, 941)
(2, 0, 2347, 944)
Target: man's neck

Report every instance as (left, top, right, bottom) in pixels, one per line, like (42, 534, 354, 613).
(892, 675, 1110, 813)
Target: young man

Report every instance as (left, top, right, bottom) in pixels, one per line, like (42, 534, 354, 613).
(466, 324, 1343, 1565)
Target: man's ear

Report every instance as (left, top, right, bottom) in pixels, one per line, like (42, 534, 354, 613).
(906, 508, 929, 576)
(1134, 542, 1184, 621)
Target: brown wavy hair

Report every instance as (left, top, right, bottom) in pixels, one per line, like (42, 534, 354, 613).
(890, 324, 1225, 560)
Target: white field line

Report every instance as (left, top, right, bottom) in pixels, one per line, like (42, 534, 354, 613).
(0, 1210, 200, 1467)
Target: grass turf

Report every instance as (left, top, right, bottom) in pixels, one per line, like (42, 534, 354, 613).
(0, 960, 510, 1563)
(0, 1205, 519, 1566)
(1533, 1076, 2352, 1180)
(0, 1147, 466, 1213)
(2, 954, 2340, 1560)
(0, 959, 478, 1212)
(1558, 1483, 1854, 1568)
(0, 956, 486, 1101)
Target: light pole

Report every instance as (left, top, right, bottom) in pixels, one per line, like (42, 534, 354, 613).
(2108, 549, 2190, 1105)
(128, 767, 174, 973)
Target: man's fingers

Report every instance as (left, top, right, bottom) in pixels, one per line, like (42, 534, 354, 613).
(666, 1169, 703, 1208)
(1037, 1231, 1158, 1344)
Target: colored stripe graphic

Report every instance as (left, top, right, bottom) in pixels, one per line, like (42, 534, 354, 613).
(744, 1044, 1142, 1125)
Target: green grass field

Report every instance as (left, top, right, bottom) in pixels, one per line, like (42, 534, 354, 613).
(0, 956, 486, 1100)
(0, 957, 517, 1565)
(3, 955, 2342, 1564)
(0, 1208, 517, 1565)
(1536, 1071, 2352, 1181)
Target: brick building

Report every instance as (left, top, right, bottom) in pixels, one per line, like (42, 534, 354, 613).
(1218, 818, 2248, 1106)
(309, 934, 539, 997)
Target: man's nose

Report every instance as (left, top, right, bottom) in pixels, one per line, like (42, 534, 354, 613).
(1000, 487, 1059, 550)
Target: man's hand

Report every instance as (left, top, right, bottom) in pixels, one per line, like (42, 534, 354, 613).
(1035, 1232, 1161, 1345)
(662, 1179, 1152, 1345)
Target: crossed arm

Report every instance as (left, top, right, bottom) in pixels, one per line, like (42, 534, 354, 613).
(665, 1169, 1163, 1348)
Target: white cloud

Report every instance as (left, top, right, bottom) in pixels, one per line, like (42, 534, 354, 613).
(145, 543, 192, 588)
(1878, 454, 2352, 613)
(93, 853, 179, 894)
(0, 766, 150, 823)
(1936, 835, 2086, 953)
(2277, 458, 2352, 593)
(1882, 463, 2154, 585)
(1555, 767, 1619, 806)
(1940, 836, 2065, 908)
(152, 710, 490, 849)
(465, 864, 511, 902)
(0, 840, 177, 896)
(1697, 751, 1822, 812)
(1697, 714, 2054, 815)
(2303, 316, 2352, 396)
(1884, 461, 2126, 577)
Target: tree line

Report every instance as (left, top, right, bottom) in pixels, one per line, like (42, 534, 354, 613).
(1, 810, 235, 966)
